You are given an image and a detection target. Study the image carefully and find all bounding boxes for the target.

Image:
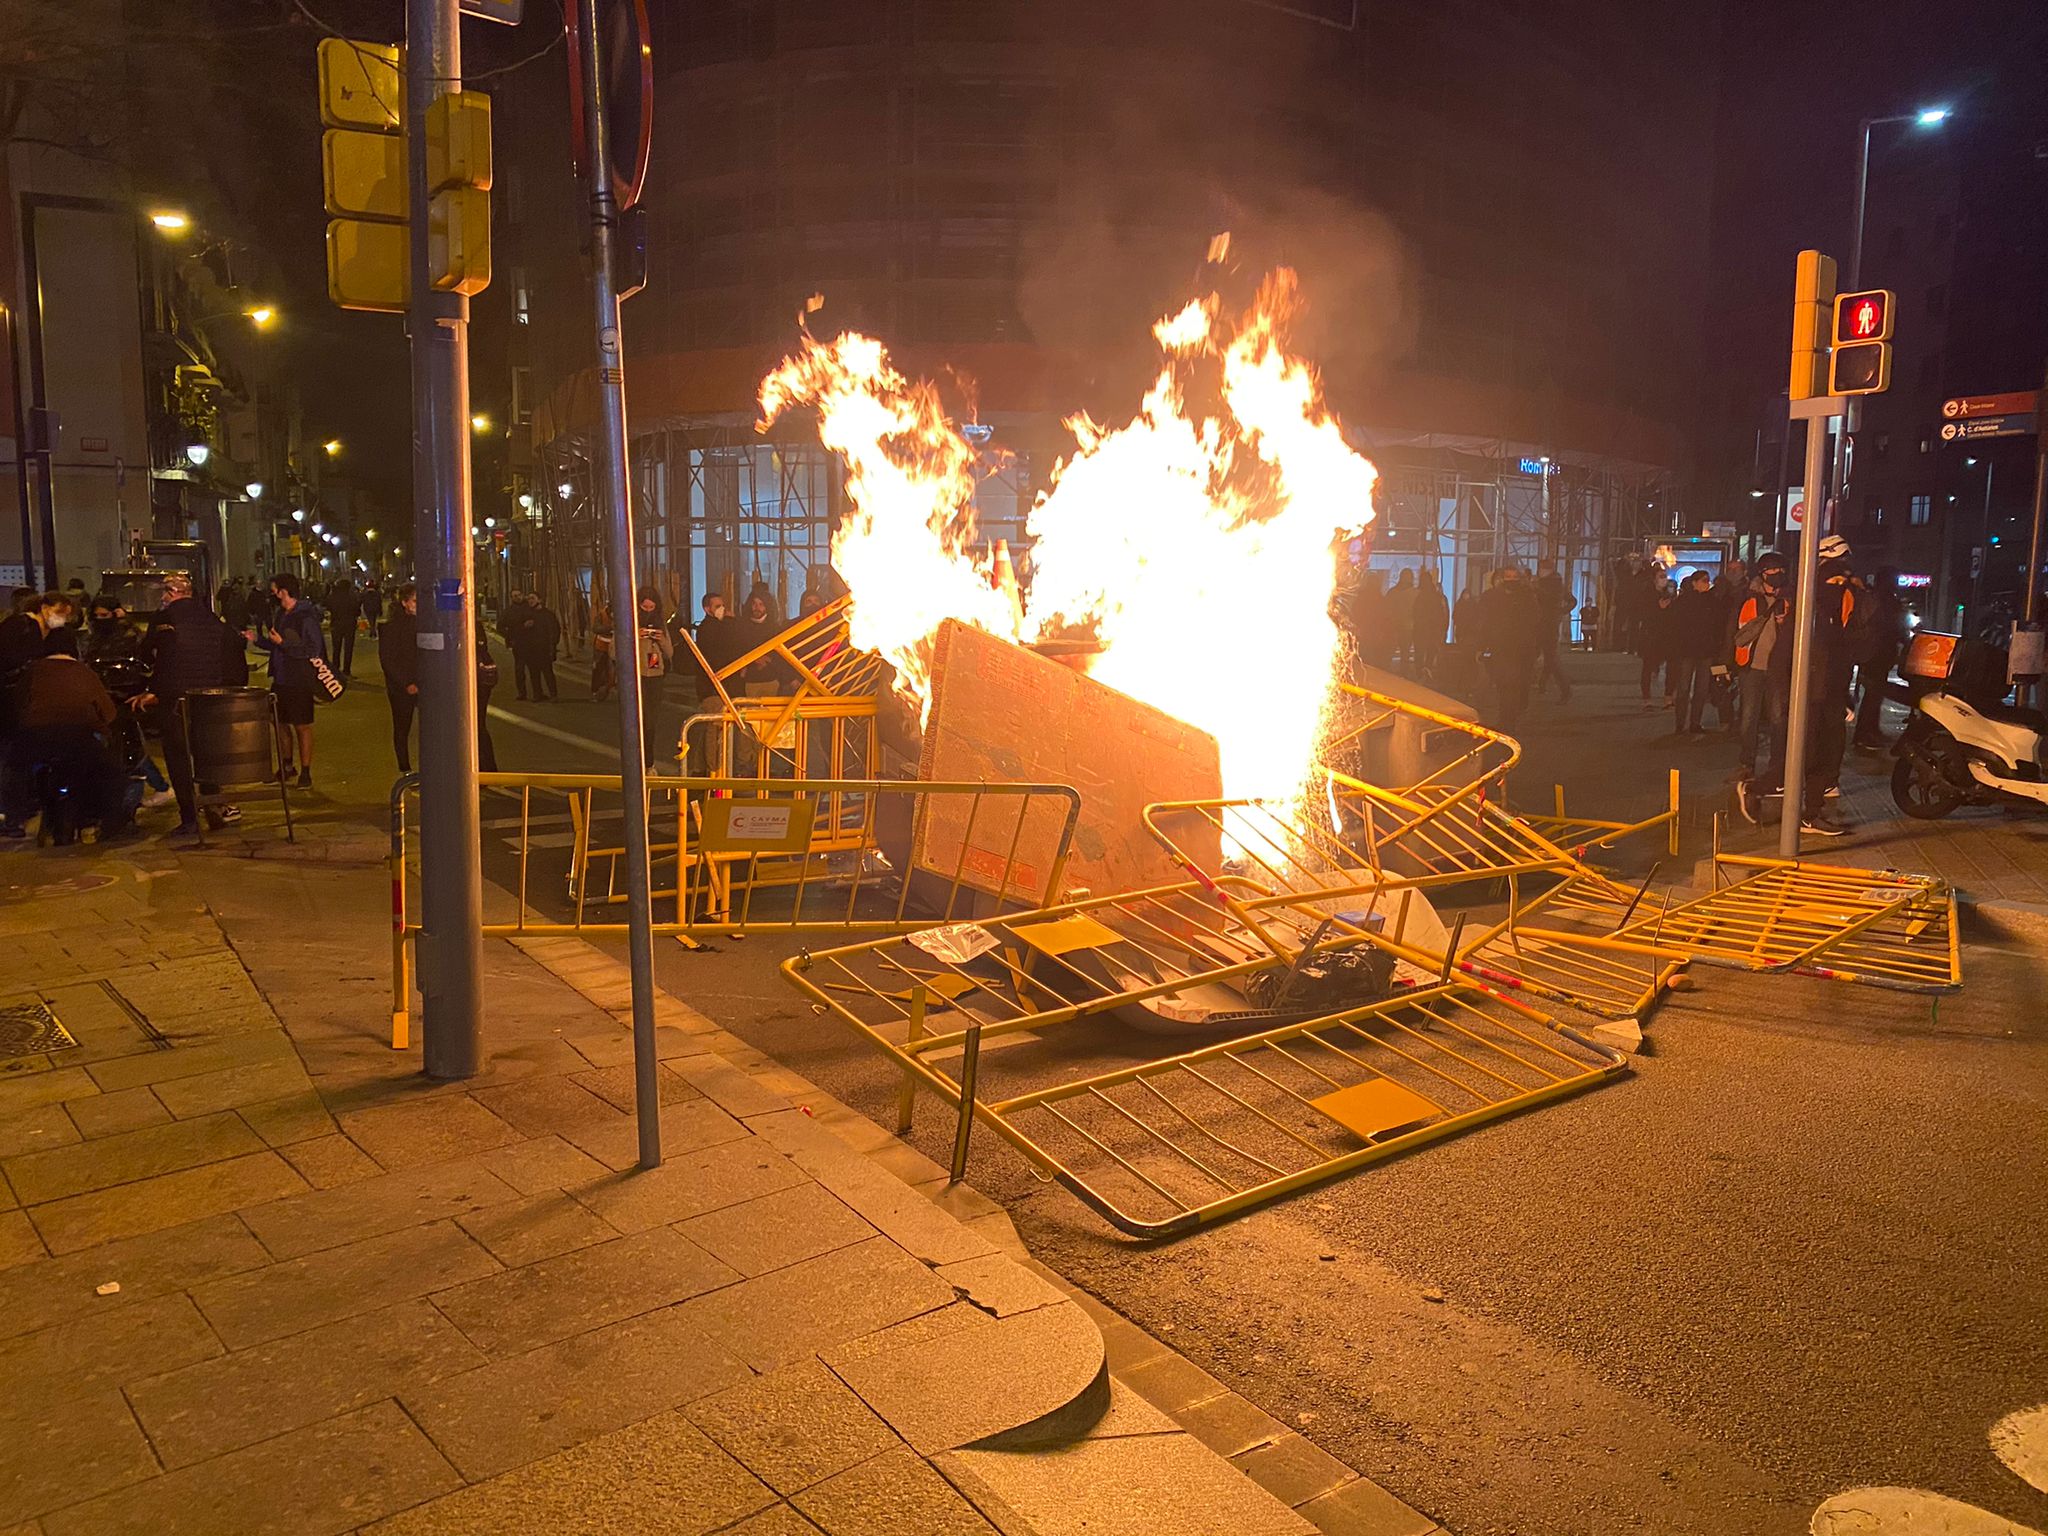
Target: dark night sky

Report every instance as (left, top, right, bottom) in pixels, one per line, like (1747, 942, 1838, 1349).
(180, 0, 2048, 512)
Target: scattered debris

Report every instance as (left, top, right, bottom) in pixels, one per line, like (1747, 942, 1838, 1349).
(96, 1281, 120, 1296)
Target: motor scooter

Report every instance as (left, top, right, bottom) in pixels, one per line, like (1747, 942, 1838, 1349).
(1890, 631, 2048, 818)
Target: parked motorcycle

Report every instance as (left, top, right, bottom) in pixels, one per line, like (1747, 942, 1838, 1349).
(1890, 631, 2048, 818)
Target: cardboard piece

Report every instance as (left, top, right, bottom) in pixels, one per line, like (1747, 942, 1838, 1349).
(916, 620, 1222, 898)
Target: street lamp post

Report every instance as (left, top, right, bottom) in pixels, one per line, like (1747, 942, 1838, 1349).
(1835, 106, 1951, 512)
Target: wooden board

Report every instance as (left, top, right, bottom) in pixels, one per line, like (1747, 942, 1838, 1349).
(916, 620, 1222, 898)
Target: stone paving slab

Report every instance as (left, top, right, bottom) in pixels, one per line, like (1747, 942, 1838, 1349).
(676, 1181, 879, 1277)
(399, 1303, 753, 1480)
(0, 1385, 159, 1528)
(64, 1084, 172, 1139)
(0, 1210, 42, 1268)
(0, 1212, 268, 1341)
(0, 1291, 220, 1416)
(455, 1188, 621, 1266)
(80, 1031, 297, 1094)
(678, 1235, 958, 1373)
(40, 1399, 461, 1536)
(687, 1361, 901, 1497)
(192, 1219, 502, 1348)
(567, 1135, 806, 1232)
(0, 1099, 80, 1159)
(366, 1408, 775, 1536)
(150, 1057, 318, 1118)
(27, 1150, 306, 1255)
(941, 1433, 1318, 1536)
(4, 1110, 263, 1205)
(127, 1297, 486, 1468)
(795, 1444, 1000, 1536)
(432, 1226, 738, 1357)
(338, 1093, 525, 1171)
(238, 1156, 524, 1259)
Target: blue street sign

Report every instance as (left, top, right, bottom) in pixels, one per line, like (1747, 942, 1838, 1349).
(1940, 414, 2037, 442)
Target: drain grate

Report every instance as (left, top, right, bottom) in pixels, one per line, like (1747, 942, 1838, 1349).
(0, 1000, 78, 1059)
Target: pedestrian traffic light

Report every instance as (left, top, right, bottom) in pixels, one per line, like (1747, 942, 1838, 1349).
(1789, 249, 1838, 402)
(1833, 289, 1893, 344)
(1829, 289, 1894, 396)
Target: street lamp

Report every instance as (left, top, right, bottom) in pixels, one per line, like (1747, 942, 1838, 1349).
(149, 210, 191, 234)
(365, 528, 378, 541)
(184, 442, 210, 467)
(245, 481, 264, 499)
(311, 521, 323, 534)
(244, 306, 276, 328)
(1849, 105, 1952, 289)
(517, 493, 534, 511)
(471, 413, 491, 434)
(323, 439, 343, 457)
(557, 481, 572, 498)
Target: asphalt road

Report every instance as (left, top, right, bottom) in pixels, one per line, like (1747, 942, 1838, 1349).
(474, 650, 2048, 1536)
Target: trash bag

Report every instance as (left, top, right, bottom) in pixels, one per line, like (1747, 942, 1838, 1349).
(1242, 943, 1396, 1013)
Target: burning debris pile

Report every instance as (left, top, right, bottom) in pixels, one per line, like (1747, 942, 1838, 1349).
(757, 259, 1378, 804)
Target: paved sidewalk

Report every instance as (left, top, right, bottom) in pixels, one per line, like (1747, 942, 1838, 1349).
(0, 822, 1431, 1534)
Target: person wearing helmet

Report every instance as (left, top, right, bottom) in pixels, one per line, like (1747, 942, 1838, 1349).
(1746, 535, 1858, 834)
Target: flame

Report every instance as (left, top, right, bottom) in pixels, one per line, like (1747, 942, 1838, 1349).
(756, 266, 1377, 800)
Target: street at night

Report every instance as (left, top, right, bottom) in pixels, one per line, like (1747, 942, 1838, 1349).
(4, 4, 2048, 1535)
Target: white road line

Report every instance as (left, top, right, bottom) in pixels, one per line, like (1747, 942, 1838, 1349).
(488, 705, 617, 757)
(1993, 1404, 2048, 1496)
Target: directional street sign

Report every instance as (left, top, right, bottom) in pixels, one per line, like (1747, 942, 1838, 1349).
(1939, 414, 2038, 442)
(1943, 391, 2041, 420)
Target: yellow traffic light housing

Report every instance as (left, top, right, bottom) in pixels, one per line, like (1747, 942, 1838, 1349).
(1789, 249, 1838, 402)
(322, 128, 405, 220)
(427, 92, 493, 193)
(429, 187, 491, 295)
(317, 38, 400, 132)
(326, 218, 408, 313)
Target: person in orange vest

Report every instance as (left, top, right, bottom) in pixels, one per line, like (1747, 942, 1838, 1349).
(1731, 552, 1789, 789)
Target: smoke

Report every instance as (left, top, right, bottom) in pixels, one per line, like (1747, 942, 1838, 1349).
(1010, 22, 1418, 415)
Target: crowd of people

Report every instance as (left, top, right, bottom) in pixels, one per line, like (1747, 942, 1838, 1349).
(1339, 541, 1910, 838)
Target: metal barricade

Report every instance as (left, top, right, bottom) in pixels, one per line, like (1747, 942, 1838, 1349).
(390, 772, 1082, 1045)
(1516, 769, 1683, 860)
(1141, 798, 1687, 1021)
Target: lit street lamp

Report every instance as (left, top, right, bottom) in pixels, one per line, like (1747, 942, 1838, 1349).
(184, 442, 210, 467)
(149, 210, 191, 233)
(323, 439, 343, 457)
(1849, 105, 1951, 292)
(471, 414, 491, 434)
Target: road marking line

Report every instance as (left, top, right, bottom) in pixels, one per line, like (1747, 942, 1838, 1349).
(488, 706, 616, 757)
(1993, 1404, 2048, 1496)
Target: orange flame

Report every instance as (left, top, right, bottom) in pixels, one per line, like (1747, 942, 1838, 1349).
(757, 266, 1377, 800)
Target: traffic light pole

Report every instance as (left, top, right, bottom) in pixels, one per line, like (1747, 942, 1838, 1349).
(406, 0, 485, 1080)
(577, 0, 662, 1170)
(1779, 400, 1840, 857)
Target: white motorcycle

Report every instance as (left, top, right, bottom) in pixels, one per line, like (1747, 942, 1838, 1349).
(1890, 632, 2048, 819)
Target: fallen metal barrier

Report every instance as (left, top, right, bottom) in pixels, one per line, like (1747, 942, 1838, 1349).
(782, 882, 1627, 1237)
(390, 771, 1082, 1045)
(1609, 852, 1960, 993)
(1142, 798, 1687, 1021)
(1517, 769, 1682, 860)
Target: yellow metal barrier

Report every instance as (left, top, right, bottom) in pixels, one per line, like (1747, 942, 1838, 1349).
(1517, 769, 1683, 860)
(678, 594, 884, 755)
(1141, 798, 1687, 1021)
(390, 771, 1082, 1045)
(784, 896, 1626, 1237)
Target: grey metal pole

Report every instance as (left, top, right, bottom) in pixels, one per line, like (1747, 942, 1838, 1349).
(2025, 358, 2048, 628)
(1970, 458, 1996, 623)
(577, 0, 662, 1170)
(1778, 413, 1833, 857)
(407, 0, 485, 1081)
(1831, 122, 1875, 541)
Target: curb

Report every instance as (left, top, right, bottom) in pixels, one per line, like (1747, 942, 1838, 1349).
(508, 931, 1444, 1536)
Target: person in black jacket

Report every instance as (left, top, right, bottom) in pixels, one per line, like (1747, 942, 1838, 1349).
(248, 572, 326, 788)
(132, 572, 247, 835)
(327, 581, 361, 679)
(382, 583, 420, 772)
(1666, 569, 1722, 736)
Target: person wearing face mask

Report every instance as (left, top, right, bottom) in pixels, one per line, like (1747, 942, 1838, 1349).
(0, 592, 80, 740)
(0, 604, 131, 841)
(691, 592, 740, 703)
(634, 587, 674, 769)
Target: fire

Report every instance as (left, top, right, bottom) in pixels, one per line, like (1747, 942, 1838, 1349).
(756, 265, 1377, 800)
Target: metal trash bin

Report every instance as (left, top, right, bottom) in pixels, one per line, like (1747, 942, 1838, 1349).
(181, 688, 294, 842)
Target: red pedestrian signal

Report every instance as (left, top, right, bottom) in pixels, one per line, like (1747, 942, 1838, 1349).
(1833, 289, 1893, 344)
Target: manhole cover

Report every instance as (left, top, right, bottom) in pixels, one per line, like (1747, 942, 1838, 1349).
(0, 1001, 77, 1059)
